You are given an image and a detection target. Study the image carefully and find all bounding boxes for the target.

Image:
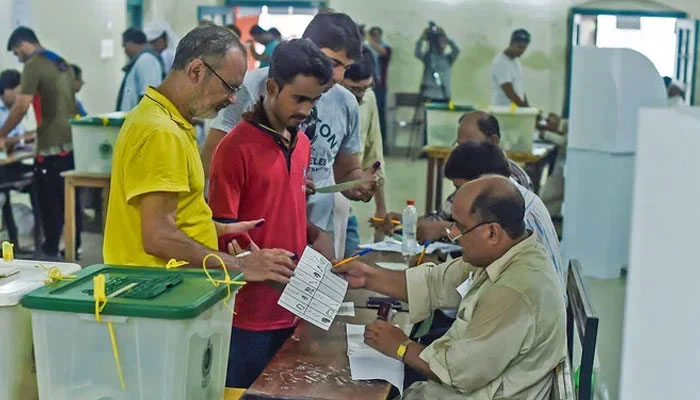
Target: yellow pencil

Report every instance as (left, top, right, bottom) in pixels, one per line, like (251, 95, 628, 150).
(333, 249, 372, 268)
(416, 240, 430, 265)
(371, 217, 401, 224)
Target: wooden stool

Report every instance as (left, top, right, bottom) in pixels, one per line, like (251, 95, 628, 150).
(61, 170, 111, 262)
(423, 146, 452, 214)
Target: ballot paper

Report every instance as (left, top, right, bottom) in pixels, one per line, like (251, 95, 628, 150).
(277, 246, 348, 330)
(346, 324, 404, 394)
(359, 239, 462, 255)
(314, 178, 372, 194)
(337, 301, 355, 316)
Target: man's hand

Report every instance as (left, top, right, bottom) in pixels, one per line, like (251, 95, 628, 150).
(214, 218, 265, 237)
(416, 220, 450, 242)
(310, 229, 334, 260)
(342, 167, 378, 202)
(364, 320, 409, 360)
(332, 260, 372, 289)
(305, 179, 316, 197)
(369, 211, 401, 236)
(237, 247, 296, 283)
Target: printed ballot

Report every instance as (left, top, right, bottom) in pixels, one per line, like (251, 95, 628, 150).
(278, 246, 349, 330)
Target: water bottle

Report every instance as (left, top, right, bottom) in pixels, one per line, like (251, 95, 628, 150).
(401, 200, 418, 259)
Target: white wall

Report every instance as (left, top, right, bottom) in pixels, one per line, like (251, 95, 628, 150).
(143, 0, 224, 40)
(328, 0, 700, 114)
(0, 0, 127, 115)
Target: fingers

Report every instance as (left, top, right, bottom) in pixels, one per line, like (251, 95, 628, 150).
(227, 240, 244, 255)
(214, 219, 265, 236)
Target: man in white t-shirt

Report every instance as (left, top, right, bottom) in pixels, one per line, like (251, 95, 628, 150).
(201, 13, 376, 260)
(490, 29, 530, 107)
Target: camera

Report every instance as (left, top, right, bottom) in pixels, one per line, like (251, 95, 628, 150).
(426, 21, 443, 49)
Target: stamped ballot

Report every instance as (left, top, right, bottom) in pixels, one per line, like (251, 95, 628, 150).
(278, 246, 349, 330)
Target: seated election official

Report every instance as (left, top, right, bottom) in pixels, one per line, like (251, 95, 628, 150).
(208, 39, 333, 388)
(334, 175, 566, 399)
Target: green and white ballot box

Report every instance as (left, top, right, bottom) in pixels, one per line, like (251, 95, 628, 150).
(21, 263, 243, 400)
(70, 112, 126, 174)
(0, 248, 81, 400)
(425, 102, 476, 148)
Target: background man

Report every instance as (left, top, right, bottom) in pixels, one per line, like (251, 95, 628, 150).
(248, 25, 280, 69)
(342, 47, 387, 248)
(144, 19, 178, 71)
(415, 22, 459, 103)
(366, 26, 391, 140)
(491, 28, 530, 106)
(116, 27, 165, 111)
(1, 26, 80, 259)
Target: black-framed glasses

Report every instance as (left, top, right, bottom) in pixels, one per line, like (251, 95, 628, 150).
(201, 60, 241, 95)
(445, 220, 495, 243)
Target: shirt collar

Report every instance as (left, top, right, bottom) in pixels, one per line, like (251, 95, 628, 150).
(485, 231, 537, 281)
(143, 86, 195, 135)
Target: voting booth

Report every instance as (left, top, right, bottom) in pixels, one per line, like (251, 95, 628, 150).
(620, 107, 700, 400)
(562, 47, 667, 279)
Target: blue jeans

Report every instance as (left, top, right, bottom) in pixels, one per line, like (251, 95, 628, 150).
(344, 215, 360, 258)
(225, 326, 295, 388)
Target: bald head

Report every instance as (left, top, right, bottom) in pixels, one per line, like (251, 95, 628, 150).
(457, 111, 501, 146)
(456, 175, 525, 239)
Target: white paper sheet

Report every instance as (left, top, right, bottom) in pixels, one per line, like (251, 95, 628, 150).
(337, 301, 355, 316)
(346, 324, 404, 394)
(277, 246, 348, 330)
(359, 239, 462, 255)
(376, 262, 408, 271)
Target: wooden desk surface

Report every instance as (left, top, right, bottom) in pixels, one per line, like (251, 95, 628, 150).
(60, 170, 111, 179)
(243, 309, 411, 400)
(0, 151, 33, 166)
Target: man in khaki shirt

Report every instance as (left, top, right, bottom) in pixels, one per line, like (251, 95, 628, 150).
(335, 175, 566, 399)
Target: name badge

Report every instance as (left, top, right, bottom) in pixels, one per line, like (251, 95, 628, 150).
(456, 271, 474, 298)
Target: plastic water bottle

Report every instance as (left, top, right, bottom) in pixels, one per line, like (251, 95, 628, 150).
(401, 200, 418, 259)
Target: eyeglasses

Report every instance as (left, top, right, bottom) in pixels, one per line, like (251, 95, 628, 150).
(445, 220, 495, 243)
(201, 60, 241, 95)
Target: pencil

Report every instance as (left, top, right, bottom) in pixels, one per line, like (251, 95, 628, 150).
(333, 248, 372, 268)
(371, 217, 401, 224)
(416, 240, 430, 265)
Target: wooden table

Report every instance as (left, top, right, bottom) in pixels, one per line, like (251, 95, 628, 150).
(242, 309, 412, 400)
(61, 170, 110, 262)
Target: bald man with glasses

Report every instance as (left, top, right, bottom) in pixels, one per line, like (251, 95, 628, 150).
(334, 175, 565, 400)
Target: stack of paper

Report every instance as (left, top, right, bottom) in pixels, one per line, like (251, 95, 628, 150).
(277, 246, 349, 330)
(358, 239, 462, 255)
(346, 324, 404, 394)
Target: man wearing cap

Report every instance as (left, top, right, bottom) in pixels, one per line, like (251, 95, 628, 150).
(144, 20, 178, 71)
(490, 29, 531, 107)
(117, 27, 165, 112)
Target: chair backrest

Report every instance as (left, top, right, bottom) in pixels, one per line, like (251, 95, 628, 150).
(394, 92, 422, 107)
(550, 358, 575, 400)
(566, 260, 599, 400)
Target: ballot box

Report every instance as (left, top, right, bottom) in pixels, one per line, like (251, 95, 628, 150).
(70, 112, 126, 174)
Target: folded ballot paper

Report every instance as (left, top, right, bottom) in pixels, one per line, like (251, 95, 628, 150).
(346, 324, 404, 394)
(277, 246, 349, 330)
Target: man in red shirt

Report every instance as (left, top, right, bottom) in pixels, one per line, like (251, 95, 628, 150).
(208, 39, 333, 388)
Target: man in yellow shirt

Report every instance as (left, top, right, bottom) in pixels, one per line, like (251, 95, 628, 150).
(104, 25, 295, 283)
(335, 176, 565, 399)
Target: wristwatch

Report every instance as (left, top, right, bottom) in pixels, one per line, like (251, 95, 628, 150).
(396, 339, 412, 360)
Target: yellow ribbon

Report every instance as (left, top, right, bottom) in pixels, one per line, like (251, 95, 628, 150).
(509, 102, 518, 114)
(165, 259, 189, 270)
(38, 263, 77, 284)
(202, 254, 246, 315)
(93, 274, 126, 390)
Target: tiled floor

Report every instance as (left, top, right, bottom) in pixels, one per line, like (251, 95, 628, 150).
(27, 155, 626, 400)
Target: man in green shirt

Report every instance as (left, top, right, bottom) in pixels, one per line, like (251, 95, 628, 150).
(335, 176, 566, 399)
(1, 26, 81, 259)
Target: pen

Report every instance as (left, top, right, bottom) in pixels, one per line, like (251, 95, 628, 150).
(416, 240, 430, 265)
(371, 217, 401, 224)
(333, 248, 372, 268)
